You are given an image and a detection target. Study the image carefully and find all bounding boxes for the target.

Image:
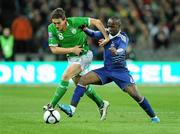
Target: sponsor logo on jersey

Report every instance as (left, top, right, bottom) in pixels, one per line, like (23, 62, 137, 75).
(110, 41, 115, 48)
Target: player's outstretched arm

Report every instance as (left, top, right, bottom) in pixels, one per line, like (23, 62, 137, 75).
(49, 46, 82, 56)
(83, 28, 103, 40)
(90, 18, 110, 46)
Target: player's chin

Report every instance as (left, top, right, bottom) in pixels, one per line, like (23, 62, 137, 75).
(109, 31, 115, 36)
(57, 27, 63, 31)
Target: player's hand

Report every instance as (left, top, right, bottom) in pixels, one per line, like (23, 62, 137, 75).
(109, 47, 118, 56)
(72, 46, 83, 56)
(79, 25, 86, 31)
(98, 37, 110, 47)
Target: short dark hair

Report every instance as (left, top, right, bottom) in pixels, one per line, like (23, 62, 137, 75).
(50, 8, 66, 20)
(109, 17, 121, 26)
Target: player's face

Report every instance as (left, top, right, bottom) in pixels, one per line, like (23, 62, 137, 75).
(52, 18, 66, 31)
(107, 19, 120, 36)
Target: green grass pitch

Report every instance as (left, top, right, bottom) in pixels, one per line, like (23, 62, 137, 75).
(0, 84, 180, 134)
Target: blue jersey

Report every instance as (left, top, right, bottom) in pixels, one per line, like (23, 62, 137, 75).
(84, 28, 135, 90)
(85, 29, 129, 71)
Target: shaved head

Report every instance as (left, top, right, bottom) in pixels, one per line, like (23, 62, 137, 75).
(107, 17, 121, 35)
(108, 17, 121, 27)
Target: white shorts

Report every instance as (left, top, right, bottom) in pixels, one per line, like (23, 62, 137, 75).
(67, 50, 93, 75)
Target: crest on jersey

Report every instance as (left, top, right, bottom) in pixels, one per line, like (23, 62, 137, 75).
(71, 28, 77, 34)
(58, 33, 64, 40)
(110, 41, 115, 48)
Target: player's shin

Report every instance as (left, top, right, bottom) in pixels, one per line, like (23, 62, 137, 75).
(85, 85, 104, 108)
(71, 84, 86, 107)
(50, 80, 69, 107)
(138, 97, 156, 118)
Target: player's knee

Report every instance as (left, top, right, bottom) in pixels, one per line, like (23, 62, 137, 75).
(62, 74, 71, 81)
(78, 76, 88, 86)
(125, 85, 143, 102)
(128, 92, 143, 102)
(132, 95, 142, 102)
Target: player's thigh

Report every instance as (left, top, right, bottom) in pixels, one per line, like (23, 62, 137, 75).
(112, 71, 135, 91)
(92, 68, 112, 85)
(62, 64, 82, 80)
(80, 50, 93, 70)
(68, 50, 93, 75)
(79, 71, 102, 85)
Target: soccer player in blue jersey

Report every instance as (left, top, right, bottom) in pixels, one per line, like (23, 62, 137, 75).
(59, 17, 160, 123)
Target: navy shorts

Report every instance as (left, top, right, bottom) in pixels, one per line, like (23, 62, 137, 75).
(92, 67, 135, 90)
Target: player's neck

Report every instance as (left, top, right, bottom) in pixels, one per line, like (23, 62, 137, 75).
(109, 30, 121, 39)
(63, 22, 67, 31)
(62, 26, 67, 31)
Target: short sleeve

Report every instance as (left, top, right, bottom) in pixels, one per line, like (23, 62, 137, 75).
(48, 25, 59, 46)
(70, 17, 90, 27)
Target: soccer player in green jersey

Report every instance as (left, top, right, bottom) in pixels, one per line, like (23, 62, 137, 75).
(43, 8, 110, 120)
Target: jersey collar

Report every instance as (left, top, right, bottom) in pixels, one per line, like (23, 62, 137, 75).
(66, 21, 69, 26)
(109, 30, 121, 39)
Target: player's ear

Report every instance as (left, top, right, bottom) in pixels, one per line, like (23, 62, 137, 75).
(63, 18, 67, 25)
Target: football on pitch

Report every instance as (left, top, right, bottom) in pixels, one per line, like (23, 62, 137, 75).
(43, 109, 60, 124)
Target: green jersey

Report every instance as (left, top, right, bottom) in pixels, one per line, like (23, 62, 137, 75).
(48, 17, 90, 57)
(0, 35, 14, 58)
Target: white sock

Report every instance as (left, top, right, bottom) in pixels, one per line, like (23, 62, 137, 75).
(70, 105, 76, 114)
(152, 116, 157, 119)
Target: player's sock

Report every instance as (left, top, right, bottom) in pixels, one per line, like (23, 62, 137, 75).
(50, 80, 69, 107)
(138, 97, 156, 118)
(71, 84, 86, 107)
(85, 85, 104, 108)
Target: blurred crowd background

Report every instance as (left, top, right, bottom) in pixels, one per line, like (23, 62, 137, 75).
(0, 0, 180, 61)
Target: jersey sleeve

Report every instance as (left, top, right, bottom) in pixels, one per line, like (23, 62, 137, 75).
(48, 25, 59, 46)
(71, 17, 90, 27)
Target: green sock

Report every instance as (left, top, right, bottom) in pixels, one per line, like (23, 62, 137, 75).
(50, 80, 69, 107)
(85, 85, 104, 108)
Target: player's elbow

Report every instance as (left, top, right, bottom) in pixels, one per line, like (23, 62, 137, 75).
(90, 18, 102, 26)
(95, 19, 102, 24)
(49, 46, 58, 54)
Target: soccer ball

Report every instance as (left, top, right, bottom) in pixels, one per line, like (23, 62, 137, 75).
(43, 109, 60, 124)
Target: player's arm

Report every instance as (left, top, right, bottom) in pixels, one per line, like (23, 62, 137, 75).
(48, 27, 82, 56)
(49, 46, 82, 56)
(83, 27, 103, 40)
(90, 18, 110, 46)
